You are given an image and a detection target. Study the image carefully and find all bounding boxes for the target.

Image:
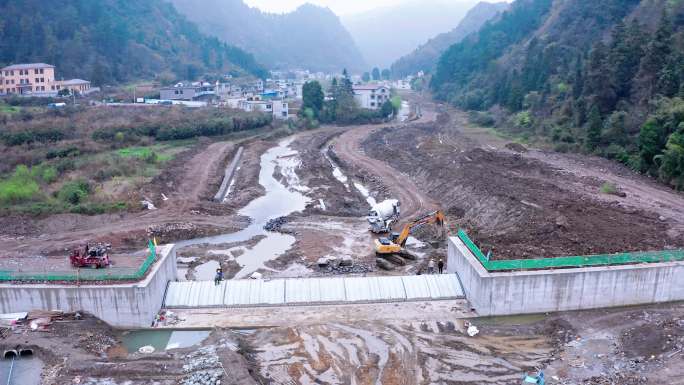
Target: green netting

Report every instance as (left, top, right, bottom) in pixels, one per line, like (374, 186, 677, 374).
(457, 229, 684, 271)
(0, 241, 157, 282)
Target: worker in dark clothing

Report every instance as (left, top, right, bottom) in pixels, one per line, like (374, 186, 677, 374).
(214, 268, 224, 286)
(438, 259, 444, 274)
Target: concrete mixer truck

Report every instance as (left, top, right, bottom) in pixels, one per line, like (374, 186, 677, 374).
(366, 199, 400, 233)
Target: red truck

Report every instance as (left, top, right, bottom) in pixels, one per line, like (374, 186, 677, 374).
(69, 244, 111, 268)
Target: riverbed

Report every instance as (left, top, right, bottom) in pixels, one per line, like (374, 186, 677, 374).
(178, 138, 311, 279)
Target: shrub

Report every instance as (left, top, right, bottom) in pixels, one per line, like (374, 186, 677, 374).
(0, 165, 40, 204)
(468, 111, 496, 127)
(600, 182, 618, 195)
(58, 180, 91, 205)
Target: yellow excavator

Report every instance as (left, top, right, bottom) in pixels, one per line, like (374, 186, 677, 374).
(374, 210, 446, 255)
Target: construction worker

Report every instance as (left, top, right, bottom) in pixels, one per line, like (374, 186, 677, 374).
(428, 258, 435, 274)
(438, 259, 444, 274)
(214, 268, 224, 286)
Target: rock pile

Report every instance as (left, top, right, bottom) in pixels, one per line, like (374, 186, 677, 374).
(181, 369, 223, 385)
(264, 216, 288, 232)
(317, 255, 373, 275)
(181, 346, 224, 385)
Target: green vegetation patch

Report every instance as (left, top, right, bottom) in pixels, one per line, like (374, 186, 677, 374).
(0, 103, 20, 115)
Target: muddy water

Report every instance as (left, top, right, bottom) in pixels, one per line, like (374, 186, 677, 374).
(178, 138, 310, 279)
(398, 100, 411, 122)
(194, 260, 220, 281)
(0, 356, 43, 385)
(323, 148, 378, 208)
(121, 330, 210, 353)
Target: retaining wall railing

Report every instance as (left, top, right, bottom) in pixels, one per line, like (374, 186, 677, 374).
(457, 229, 684, 271)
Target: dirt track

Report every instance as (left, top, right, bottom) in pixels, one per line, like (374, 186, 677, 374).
(330, 124, 438, 224)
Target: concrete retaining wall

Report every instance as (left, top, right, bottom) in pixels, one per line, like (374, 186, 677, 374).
(447, 237, 684, 316)
(0, 245, 177, 328)
(214, 146, 244, 202)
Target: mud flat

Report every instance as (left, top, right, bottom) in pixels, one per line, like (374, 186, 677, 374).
(176, 138, 310, 279)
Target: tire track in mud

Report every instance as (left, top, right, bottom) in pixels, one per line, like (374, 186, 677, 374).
(330, 121, 438, 226)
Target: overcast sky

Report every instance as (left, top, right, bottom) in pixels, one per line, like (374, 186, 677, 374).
(243, 0, 404, 15)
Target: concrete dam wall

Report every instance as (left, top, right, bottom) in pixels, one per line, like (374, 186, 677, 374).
(447, 237, 684, 316)
(0, 245, 177, 328)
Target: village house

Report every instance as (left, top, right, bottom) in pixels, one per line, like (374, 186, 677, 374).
(0, 63, 55, 95)
(159, 82, 216, 101)
(352, 84, 391, 110)
(238, 96, 289, 120)
(0, 63, 96, 96)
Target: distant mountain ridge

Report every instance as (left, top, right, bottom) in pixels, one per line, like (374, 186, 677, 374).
(169, 0, 366, 73)
(0, 0, 266, 84)
(342, 0, 479, 68)
(391, 1, 509, 78)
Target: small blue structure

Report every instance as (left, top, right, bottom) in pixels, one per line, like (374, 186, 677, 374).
(523, 371, 544, 385)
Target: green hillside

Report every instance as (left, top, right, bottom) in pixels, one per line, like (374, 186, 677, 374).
(0, 0, 267, 84)
(432, 0, 684, 189)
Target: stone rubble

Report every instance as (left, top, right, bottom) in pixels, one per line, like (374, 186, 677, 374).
(181, 346, 225, 385)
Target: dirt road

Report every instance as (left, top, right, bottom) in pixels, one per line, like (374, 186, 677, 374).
(329, 103, 440, 225)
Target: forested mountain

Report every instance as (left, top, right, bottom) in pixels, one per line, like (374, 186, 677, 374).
(432, 0, 684, 189)
(169, 0, 366, 73)
(342, 0, 478, 68)
(0, 0, 266, 85)
(391, 1, 508, 78)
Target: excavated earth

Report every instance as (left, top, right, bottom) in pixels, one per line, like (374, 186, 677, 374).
(361, 113, 684, 260)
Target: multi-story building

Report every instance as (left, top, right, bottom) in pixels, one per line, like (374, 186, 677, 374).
(0, 63, 96, 96)
(159, 82, 216, 101)
(0, 63, 55, 95)
(352, 84, 391, 110)
(238, 96, 289, 120)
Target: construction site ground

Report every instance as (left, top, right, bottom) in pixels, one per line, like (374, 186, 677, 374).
(2, 91, 684, 384)
(3, 302, 684, 384)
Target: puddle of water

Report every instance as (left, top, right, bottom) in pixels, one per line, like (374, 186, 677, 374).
(121, 330, 210, 353)
(177, 266, 189, 281)
(222, 166, 240, 202)
(398, 101, 411, 122)
(1, 356, 44, 385)
(194, 260, 220, 281)
(323, 151, 349, 186)
(178, 138, 311, 279)
(353, 182, 377, 207)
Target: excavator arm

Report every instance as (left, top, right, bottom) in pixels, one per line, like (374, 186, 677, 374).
(394, 211, 446, 248)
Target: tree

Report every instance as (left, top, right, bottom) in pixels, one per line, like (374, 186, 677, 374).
(657, 129, 684, 189)
(586, 105, 602, 151)
(381, 69, 391, 80)
(380, 100, 394, 118)
(372, 67, 380, 81)
(635, 12, 673, 102)
(639, 119, 663, 170)
(584, 41, 617, 113)
(362, 72, 371, 82)
(302, 81, 324, 117)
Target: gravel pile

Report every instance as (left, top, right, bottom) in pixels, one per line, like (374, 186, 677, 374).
(181, 346, 224, 385)
(263, 216, 288, 232)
